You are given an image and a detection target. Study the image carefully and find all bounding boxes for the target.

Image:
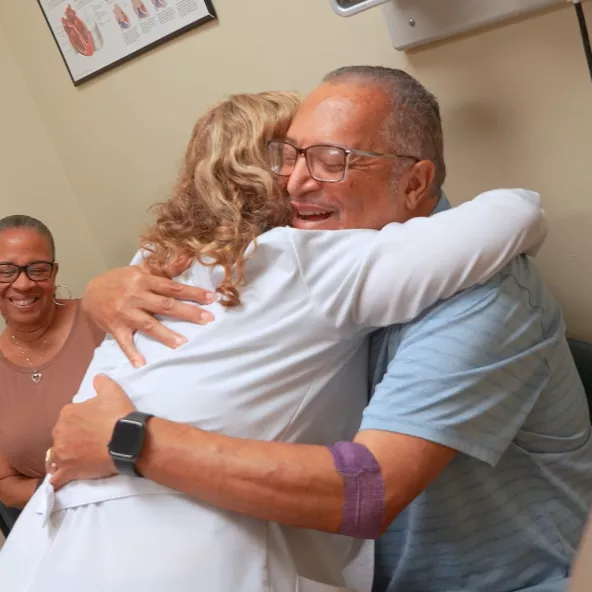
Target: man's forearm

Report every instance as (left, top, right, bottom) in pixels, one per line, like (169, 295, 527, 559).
(137, 418, 344, 532)
(0, 476, 40, 509)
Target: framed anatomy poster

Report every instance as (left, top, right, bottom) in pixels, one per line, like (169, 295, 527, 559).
(37, 0, 216, 86)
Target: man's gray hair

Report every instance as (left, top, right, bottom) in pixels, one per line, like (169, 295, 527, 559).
(323, 66, 446, 194)
(0, 214, 56, 259)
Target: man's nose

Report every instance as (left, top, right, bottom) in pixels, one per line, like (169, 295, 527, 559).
(287, 155, 322, 198)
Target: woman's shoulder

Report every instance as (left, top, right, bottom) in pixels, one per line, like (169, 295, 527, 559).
(73, 300, 106, 347)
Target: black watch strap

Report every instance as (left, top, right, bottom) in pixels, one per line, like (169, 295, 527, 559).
(109, 411, 154, 477)
(124, 411, 154, 426)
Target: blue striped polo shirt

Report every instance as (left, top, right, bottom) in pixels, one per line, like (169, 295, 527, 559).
(364, 197, 592, 592)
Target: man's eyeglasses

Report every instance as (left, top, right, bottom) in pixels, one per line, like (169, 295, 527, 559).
(0, 261, 55, 284)
(267, 140, 419, 183)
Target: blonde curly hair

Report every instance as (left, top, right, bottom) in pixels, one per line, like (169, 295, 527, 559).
(141, 91, 301, 306)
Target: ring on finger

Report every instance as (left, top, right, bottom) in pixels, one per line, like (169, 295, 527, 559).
(45, 447, 58, 474)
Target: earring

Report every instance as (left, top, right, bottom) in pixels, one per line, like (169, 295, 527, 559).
(53, 284, 72, 306)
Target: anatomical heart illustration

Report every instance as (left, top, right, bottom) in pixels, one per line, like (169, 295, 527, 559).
(61, 5, 96, 57)
(38, 0, 215, 85)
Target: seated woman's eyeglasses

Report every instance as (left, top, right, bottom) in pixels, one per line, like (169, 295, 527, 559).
(267, 140, 419, 183)
(0, 261, 55, 283)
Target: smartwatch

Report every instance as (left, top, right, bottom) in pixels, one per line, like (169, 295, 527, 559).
(108, 411, 154, 477)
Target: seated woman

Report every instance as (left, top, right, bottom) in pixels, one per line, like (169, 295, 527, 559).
(0, 216, 103, 532)
(0, 92, 546, 592)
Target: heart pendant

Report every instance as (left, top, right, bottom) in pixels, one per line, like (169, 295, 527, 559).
(32, 373, 42, 384)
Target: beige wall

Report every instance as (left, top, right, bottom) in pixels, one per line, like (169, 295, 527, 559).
(0, 1, 591, 334)
(0, 27, 106, 301)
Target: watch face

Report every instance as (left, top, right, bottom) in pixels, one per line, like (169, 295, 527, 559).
(110, 420, 143, 459)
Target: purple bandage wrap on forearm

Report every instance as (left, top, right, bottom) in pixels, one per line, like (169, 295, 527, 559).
(328, 441, 384, 539)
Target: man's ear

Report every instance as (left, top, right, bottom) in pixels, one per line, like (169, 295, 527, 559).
(402, 160, 436, 211)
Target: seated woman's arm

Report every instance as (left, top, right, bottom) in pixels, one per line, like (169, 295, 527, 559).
(0, 451, 41, 509)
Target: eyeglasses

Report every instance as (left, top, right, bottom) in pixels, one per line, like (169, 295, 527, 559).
(268, 140, 419, 183)
(0, 261, 55, 284)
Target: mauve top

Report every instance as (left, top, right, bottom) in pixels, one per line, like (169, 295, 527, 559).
(0, 301, 104, 477)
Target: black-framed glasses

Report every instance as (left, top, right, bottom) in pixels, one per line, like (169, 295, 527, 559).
(268, 140, 419, 183)
(0, 261, 55, 284)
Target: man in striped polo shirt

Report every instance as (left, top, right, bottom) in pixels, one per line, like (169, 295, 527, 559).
(51, 66, 592, 591)
(366, 191, 591, 592)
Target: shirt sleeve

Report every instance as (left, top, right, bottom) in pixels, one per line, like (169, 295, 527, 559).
(129, 249, 145, 265)
(360, 272, 553, 466)
(290, 189, 547, 331)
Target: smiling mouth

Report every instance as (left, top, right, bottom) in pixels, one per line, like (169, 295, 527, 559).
(8, 297, 40, 308)
(290, 203, 340, 229)
(295, 210, 334, 222)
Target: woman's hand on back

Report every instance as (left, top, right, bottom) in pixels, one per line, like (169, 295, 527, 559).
(83, 265, 216, 368)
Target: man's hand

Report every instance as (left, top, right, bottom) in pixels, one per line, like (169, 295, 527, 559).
(83, 264, 217, 367)
(50, 375, 136, 490)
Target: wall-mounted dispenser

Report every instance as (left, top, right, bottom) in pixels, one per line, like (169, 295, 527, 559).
(330, 0, 578, 51)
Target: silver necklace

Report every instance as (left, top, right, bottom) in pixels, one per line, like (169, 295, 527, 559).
(10, 334, 48, 384)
